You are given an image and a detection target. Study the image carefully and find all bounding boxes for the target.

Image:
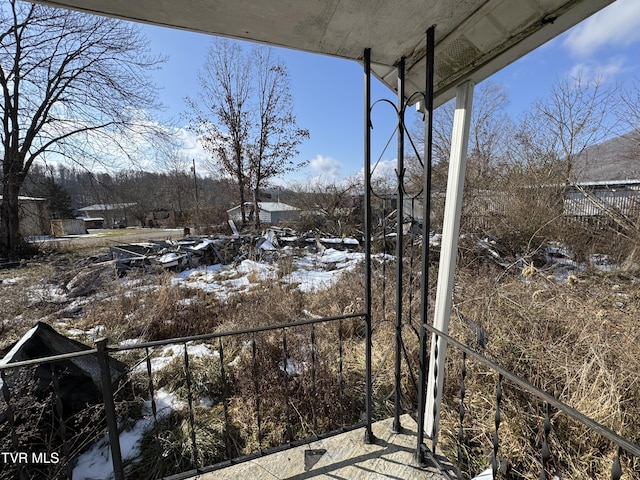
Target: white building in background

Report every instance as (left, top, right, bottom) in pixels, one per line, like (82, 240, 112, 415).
(76, 203, 137, 228)
(227, 202, 300, 225)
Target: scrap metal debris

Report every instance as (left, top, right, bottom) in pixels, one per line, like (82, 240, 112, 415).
(108, 228, 363, 276)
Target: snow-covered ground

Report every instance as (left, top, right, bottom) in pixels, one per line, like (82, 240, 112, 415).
(172, 247, 365, 298)
(472, 469, 492, 480)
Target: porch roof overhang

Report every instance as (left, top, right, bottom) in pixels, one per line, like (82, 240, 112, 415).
(32, 0, 613, 107)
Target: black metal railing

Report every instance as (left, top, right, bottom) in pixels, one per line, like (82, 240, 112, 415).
(423, 322, 640, 480)
(0, 312, 368, 480)
(2, 313, 639, 480)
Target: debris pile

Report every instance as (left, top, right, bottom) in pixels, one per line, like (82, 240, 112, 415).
(110, 227, 362, 275)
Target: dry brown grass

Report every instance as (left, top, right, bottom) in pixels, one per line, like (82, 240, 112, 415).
(2, 240, 639, 479)
(436, 261, 640, 479)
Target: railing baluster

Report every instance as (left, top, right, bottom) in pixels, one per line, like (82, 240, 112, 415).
(50, 363, 69, 478)
(282, 329, 293, 443)
(611, 446, 622, 480)
(492, 373, 503, 479)
(218, 337, 232, 459)
(457, 352, 467, 471)
(145, 347, 159, 424)
(540, 402, 551, 480)
(96, 339, 124, 480)
(408, 197, 416, 331)
(394, 57, 405, 434)
(1, 369, 25, 480)
(400, 335, 419, 401)
(251, 337, 263, 451)
(310, 324, 318, 434)
(145, 346, 164, 478)
(338, 319, 345, 429)
(183, 343, 199, 469)
(431, 333, 439, 452)
(382, 198, 388, 322)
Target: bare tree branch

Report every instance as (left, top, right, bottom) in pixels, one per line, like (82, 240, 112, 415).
(0, 0, 166, 258)
(186, 39, 308, 228)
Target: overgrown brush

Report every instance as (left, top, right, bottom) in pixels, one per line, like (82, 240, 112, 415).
(124, 406, 233, 479)
(436, 261, 640, 479)
(0, 366, 107, 480)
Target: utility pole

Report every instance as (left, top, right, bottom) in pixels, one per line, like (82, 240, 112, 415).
(192, 159, 200, 233)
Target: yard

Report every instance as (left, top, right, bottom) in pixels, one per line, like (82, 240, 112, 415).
(0, 231, 639, 479)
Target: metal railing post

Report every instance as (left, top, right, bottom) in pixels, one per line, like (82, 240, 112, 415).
(417, 25, 436, 464)
(96, 338, 124, 480)
(393, 56, 406, 434)
(363, 47, 375, 444)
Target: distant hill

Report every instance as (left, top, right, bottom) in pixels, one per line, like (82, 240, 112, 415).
(572, 131, 640, 183)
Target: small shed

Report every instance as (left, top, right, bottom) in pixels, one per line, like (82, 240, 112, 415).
(0, 195, 50, 237)
(227, 202, 301, 225)
(76, 203, 137, 228)
(51, 218, 87, 236)
(82, 217, 105, 229)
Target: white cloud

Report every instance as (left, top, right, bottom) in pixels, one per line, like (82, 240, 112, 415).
(563, 0, 640, 57)
(107, 121, 209, 173)
(355, 158, 398, 189)
(568, 55, 627, 84)
(173, 126, 209, 162)
(370, 158, 397, 183)
(309, 154, 342, 182)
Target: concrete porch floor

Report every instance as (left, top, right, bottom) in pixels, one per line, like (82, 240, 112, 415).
(186, 414, 456, 480)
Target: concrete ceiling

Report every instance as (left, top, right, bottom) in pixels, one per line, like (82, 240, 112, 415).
(34, 0, 613, 106)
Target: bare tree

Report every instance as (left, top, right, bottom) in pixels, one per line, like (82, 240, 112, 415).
(515, 71, 622, 182)
(187, 39, 252, 224)
(502, 71, 623, 255)
(410, 81, 512, 190)
(160, 151, 197, 223)
(408, 81, 513, 231)
(620, 78, 640, 160)
(466, 82, 512, 186)
(248, 47, 309, 227)
(290, 175, 362, 236)
(0, 0, 165, 259)
(187, 39, 308, 228)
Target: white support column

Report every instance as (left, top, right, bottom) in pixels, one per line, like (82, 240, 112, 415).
(425, 80, 474, 445)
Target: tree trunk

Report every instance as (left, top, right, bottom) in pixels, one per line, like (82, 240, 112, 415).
(0, 174, 24, 260)
(252, 187, 260, 229)
(238, 177, 247, 225)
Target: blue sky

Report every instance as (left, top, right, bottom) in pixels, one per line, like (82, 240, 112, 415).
(141, 0, 640, 184)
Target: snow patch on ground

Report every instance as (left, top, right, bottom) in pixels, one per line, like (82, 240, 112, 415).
(131, 342, 218, 375)
(170, 249, 364, 298)
(1, 276, 24, 285)
(472, 468, 492, 480)
(72, 390, 183, 480)
(27, 285, 67, 304)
